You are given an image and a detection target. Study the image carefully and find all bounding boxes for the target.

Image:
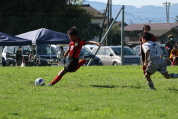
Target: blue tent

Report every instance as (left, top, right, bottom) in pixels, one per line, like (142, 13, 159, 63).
(16, 28, 70, 45)
(0, 32, 32, 46)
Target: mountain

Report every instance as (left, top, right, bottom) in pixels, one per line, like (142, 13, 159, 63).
(83, 1, 178, 24)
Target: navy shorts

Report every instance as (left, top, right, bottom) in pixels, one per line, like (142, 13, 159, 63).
(64, 57, 79, 72)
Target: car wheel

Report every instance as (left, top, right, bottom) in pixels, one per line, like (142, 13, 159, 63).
(113, 62, 118, 66)
(8, 63, 15, 66)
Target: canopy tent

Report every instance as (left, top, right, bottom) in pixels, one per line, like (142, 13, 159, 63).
(0, 32, 32, 46)
(0, 31, 32, 66)
(16, 28, 70, 45)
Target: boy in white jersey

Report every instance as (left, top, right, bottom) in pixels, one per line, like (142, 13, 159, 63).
(141, 32, 178, 90)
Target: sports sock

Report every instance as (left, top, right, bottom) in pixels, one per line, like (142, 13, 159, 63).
(75, 59, 86, 71)
(172, 61, 175, 66)
(142, 66, 146, 75)
(169, 73, 178, 78)
(50, 75, 62, 85)
(147, 81, 156, 90)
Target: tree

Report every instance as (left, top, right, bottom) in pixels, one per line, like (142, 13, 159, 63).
(0, 0, 101, 41)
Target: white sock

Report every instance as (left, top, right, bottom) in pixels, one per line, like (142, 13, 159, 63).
(169, 73, 178, 78)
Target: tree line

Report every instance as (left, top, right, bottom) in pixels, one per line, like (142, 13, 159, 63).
(0, 0, 102, 41)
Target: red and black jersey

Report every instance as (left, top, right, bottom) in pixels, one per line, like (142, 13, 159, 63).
(139, 34, 156, 43)
(69, 38, 86, 58)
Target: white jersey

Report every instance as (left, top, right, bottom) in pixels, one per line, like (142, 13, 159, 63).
(142, 41, 163, 61)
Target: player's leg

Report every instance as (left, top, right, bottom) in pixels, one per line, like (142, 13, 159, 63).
(172, 57, 176, 66)
(47, 58, 78, 86)
(162, 72, 178, 79)
(47, 68, 68, 86)
(144, 61, 157, 90)
(145, 73, 156, 90)
(75, 59, 87, 71)
(75, 55, 95, 71)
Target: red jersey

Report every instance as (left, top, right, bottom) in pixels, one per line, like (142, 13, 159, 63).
(139, 34, 156, 43)
(69, 38, 85, 58)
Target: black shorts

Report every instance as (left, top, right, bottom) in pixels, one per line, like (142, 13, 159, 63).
(64, 57, 79, 72)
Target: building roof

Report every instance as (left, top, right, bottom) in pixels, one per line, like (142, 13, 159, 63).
(124, 23, 178, 31)
(82, 4, 105, 19)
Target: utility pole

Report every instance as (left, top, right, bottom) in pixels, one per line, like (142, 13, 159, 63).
(163, 2, 171, 23)
(106, 0, 112, 46)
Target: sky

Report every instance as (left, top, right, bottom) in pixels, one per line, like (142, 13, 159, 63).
(86, 0, 178, 8)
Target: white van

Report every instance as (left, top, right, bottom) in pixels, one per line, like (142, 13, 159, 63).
(91, 46, 140, 66)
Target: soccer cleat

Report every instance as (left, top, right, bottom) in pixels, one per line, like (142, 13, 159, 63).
(46, 84, 53, 86)
(83, 55, 95, 60)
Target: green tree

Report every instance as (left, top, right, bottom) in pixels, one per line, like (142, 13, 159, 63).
(0, 0, 101, 41)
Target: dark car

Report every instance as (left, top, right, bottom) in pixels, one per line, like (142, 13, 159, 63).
(2, 57, 16, 66)
(63, 47, 103, 66)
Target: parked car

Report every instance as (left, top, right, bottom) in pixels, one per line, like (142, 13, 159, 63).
(2, 56, 16, 66)
(91, 46, 140, 66)
(132, 44, 168, 59)
(63, 46, 103, 66)
(2, 44, 58, 66)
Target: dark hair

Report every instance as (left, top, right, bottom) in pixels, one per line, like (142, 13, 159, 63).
(140, 32, 152, 41)
(59, 46, 63, 49)
(67, 26, 78, 36)
(143, 25, 151, 31)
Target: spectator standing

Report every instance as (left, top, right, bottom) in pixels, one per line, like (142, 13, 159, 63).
(165, 35, 175, 58)
(16, 46, 23, 66)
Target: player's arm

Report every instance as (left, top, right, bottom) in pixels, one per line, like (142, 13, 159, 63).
(144, 50, 150, 66)
(64, 47, 69, 58)
(85, 41, 102, 46)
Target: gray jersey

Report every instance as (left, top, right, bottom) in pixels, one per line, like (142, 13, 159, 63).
(142, 41, 163, 61)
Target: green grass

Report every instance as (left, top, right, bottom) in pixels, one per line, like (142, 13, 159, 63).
(0, 66, 178, 119)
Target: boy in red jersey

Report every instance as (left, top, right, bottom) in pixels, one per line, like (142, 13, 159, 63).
(139, 25, 156, 75)
(47, 26, 101, 86)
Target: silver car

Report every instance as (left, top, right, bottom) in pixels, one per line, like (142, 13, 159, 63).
(91, 46, 140, 66)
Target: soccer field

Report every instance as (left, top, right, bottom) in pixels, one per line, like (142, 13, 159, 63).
(1, 66, 178, 119)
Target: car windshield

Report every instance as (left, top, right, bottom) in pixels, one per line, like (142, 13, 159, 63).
(37, 44, 57, 55)
(80, 48, 92, 56)
(111, 47, 136, 55)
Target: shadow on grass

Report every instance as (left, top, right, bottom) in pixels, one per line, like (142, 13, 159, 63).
(167, 86, 178, 92)
(90, 85, 141, 89)
(121, 85, 142, 89)
(90, 85, 118, 88)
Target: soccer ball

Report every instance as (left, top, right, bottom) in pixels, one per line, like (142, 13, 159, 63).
(35, 78, 45, 86)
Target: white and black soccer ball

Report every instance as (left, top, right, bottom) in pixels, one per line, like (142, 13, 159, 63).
(35, 78, 45, 86)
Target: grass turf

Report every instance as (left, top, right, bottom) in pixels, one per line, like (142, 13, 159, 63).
(0, 66, 178, 119)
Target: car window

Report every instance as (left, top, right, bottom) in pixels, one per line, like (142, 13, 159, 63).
(111, 47, 136, 55)
(105, 48, 111, 55)
(6, 46, 18, 54)
(37, 44, 57, 55)
(80, 48, 92, 56)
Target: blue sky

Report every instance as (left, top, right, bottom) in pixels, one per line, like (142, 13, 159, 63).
(86, 0, 178, 8)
